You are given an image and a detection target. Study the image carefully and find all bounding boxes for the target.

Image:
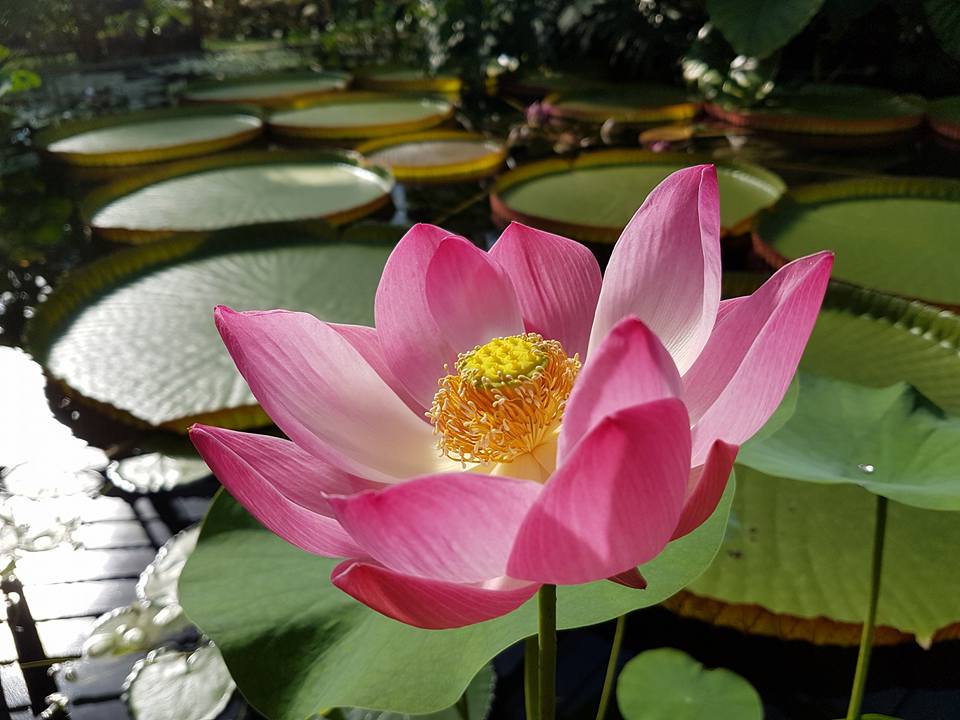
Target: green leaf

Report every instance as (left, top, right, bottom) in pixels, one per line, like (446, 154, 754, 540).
(740, 373, 960, 510)
(926, 0, 960, 61)
(689, 466, 960, 643)
(616, 648, 762, 720)
(179, 480, 735, 719)
(706, 0, 825, 58)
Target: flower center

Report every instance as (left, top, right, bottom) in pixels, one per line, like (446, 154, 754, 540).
(429, 333, 580, 466)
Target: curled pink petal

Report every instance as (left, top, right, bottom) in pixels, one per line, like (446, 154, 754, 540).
(331, 560, 539, 629)
(684, 252, 833, 465)
(489, 222, 602, 358)
(589, 165, 721, 373)
(190, 424, 364, 558)
(560, 316, 683, 461)
(214, 307, 442, 483)
(507, 399, 691, 585)
(672, 440, 738, 540)
(328, 472, 541, 584)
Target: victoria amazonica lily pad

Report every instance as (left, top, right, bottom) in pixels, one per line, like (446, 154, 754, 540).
(35, 106, 263, 167)
(543, 85, 698, 124)
(706, 84, 925, 135)
(491, 151, 784, 243)
(181, 71, 350, 107)
(178, 483, 734, 719)
(26, 230, 392, 431)
(754, 178, 960, 308)
(354, 67, 462, 95)
(83, 151, 394, 243)
(928, 96, 960, 140)
(268, 93, 454, 141)
(356, 131, 505, 183)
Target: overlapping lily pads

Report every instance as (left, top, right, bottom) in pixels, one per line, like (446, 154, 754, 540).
(491, 151, 785, 243)
(181, 70, 351, 107)
(35, 106, 264, 167)
(357, 131, 505, 183)
(179, 482, 734, 719)
(82, 151, 394, 243)
(754, 178, 960, 308)
(543, 85, 698, 125)
(26, 227, 393, 431)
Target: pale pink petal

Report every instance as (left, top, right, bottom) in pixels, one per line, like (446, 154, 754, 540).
(559, 316, 683, 461)
(684, 252, 833, 465)
(589, 165, 721, 373)
(507, 399, 691, 585)
(425, 236, 525, 356)
(328, 472, 541, 583)
(331, 560, 539, 629)
(672, 440, 738, 540)
(214, 306, 442, 483)
(489, 222, 602, 358)
(374, 223, 463, 408)
(190, 424, 363, 558)
(329, 323, 426, 417)
(609, 568, 648, 589)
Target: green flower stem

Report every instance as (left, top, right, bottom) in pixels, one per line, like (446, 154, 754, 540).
(538, 584, 558, 720)
(524, 635, 540, 720)
(594, 615, 626, 720)
(845, 495, 889, 720)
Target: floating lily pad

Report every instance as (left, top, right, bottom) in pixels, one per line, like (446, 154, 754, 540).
(496, 71, 599, 99)
(181, 71, 350, 107)
(928, 96, 960, 140)
(357, 131, 505, 183)
(269, 93, 454, 141)
(83, 602, 191, 658)
(178, 482, 734, 718)
(26, 229, 393, 431)
(35, 106, 263, 167)
(544, 86, 698, 124)
(137, 527, 199, 610)
(81, 151, 394, 243)
(739, 373, 960, 510)
(491, 150, 785, 243)
(107, 446, 210, 494)
(354, 67, 462, 95)
(616, 648, 763, 720)
(754, 177, 960, 308)
(706, 84, 925, 135)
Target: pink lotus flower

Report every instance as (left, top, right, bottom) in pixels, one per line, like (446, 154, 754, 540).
(190, 165, 832, 630)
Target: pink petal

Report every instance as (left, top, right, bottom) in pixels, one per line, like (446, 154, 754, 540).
(589, 165, 721, 374)
(331, 560, 539, 629)
(507, 399, 691, 585)
(559, 316, 683, 461)
(609, 568, 648, 589)
(489, 222, 602, 358)
(329, 323, 426, 417)
(683, 252, 833, 465)
(425, 236, 525, 357)
(190, 424, 364, 557)
(672, 440, 738, 540)
(374, 223, 463, 409)
(328, 472, 541, 583)
(214, 307, 442, 483)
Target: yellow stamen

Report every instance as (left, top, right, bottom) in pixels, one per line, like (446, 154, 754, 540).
(429, 333, 580, 466)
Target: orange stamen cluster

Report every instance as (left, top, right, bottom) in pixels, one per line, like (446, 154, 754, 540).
(429, 333, 580, 465)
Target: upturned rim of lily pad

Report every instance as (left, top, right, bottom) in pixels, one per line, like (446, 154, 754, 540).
(355, 130, 506, 184)
(180, 69, 352, 109)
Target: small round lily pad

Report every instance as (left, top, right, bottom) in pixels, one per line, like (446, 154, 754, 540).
(543, 85, 698, 125)
(356, 130, 505, 183)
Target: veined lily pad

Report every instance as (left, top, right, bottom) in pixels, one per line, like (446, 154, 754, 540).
(491, 150, 784, 243)
(706, 84, 925, 135)
(357, 131, 505, 183)
(739, 373, 960, 510)
(543, 86, 698, 124)
(928, 96, 960, 140)
(181, 71, 350, 107)
(268, 93, 454, 141)
(82, 151, 394, 243)
(34, 106, 263, 167)
(754, 177, 960, 308)
(178, 482, 734, 718)
(354, 67, 462, 95)
(26, 229, 392, 431)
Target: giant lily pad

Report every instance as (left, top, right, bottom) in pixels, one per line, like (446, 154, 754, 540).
(357, 131, 505, 183)
(354, 67, 462, 95)
(706, 84, 925, 135)
(82, 151, 394, 243)
(491, 150, 784, 243)
(739, 373, 960, 510)
(179, 482, 734, 719)
(928, 96, 960, 140)
(543, 86, 698, 124)
(26, 229, 392, 431)
(754, 177, 960, 308)
(35, 106, 263, 167)
(268, 93, 454, 142)
(181, 71, 351, 107)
